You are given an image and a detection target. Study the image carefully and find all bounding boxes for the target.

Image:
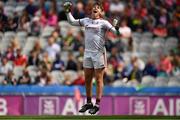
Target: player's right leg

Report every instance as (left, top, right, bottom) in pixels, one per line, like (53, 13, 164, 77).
(88, 68, 105, 115)
(79, 68, 94, 113)
(79, 55, 94, 113)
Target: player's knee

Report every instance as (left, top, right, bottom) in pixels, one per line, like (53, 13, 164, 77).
(85, 79, 92, 85)
(96, 78, 103, 85)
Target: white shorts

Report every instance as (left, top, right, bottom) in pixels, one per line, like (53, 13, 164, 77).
(83, 50, 107, 69)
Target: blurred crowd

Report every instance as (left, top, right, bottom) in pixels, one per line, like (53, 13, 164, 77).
(0, 0, 179, 87)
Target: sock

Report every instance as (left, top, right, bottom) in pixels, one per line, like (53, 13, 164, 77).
(87, 97, 92, 103)
(95, 99, 100, 106)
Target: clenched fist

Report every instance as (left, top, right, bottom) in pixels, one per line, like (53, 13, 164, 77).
(63, 1, 72, 13)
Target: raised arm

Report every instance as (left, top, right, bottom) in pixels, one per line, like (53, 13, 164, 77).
(66, 13, 81, 26)
(104, 19, 120, 35)
(63, 2, 81, 26)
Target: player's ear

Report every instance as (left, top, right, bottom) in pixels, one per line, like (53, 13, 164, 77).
(100, 3, 104, 18)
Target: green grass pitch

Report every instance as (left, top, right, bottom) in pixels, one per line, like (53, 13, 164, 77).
(0, 115, 180, 120)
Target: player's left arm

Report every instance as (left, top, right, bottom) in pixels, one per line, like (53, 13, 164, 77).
(104, 19, 120, 35)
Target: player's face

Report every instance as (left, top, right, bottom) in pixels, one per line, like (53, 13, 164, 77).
(91, 5, 103, 19)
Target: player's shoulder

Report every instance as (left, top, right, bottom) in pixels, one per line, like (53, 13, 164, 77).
(81, 17, 90, 21)
(80, 17, 90, 25)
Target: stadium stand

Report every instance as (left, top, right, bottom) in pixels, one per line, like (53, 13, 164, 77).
(0, 0, 179, 89)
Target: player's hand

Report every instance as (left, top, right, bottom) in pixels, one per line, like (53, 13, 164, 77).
(63, 1, 72, 13)
(113, 19, 120, 35)
(113, 18, 119, 30)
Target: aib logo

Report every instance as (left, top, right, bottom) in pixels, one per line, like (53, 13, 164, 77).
(39, 97, 59, 115)
(129, 97, 150, 115)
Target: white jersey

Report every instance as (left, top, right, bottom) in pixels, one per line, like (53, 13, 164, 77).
(66, 13, 119, 69)
(66, 13, 118, 53)
(79, 18, 113, 53)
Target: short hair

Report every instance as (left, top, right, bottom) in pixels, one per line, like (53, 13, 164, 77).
(93, 1, 104, 11)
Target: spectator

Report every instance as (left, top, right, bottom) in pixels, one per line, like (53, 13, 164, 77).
(29, 16, 41, 36)
(33, 41, 43, 54)
(63, 30, 75, 50)
(124, 3, 134, 18)
(119, 18, 133, 51)
(39, 10, 48, 28)
(57, 0, 67, 21)
(122, 56, 144, 79)
(0, 2, 8, 32)
(109, 0, 125, 15)
(153, 24, 167, 37)
(76, 46, 84, 71)
(119, 19, 132, 38)
(0, 57, 13, 75)
(72, 30, 84, 51)
(170, 52, 180, 76)
(108, 47, 124, 80)
(47, 8, 58, 26)
(105, 37, 114, 52)
(66, 52, 78, 71)
(39, 52, 52, 71)
(71, 71, 85, 85)
(10, 38, 21, 51)
(128, 58, 143, 83)
(51, 54, 65, 71)
(38, 0, 56, 25)
(167, 17, 179, 38)
(6, 16, 18, 31)
(17, 10, 31, 31)
(156, 7, 170, 26)
(17, 69, 31, 85)
(51, 30, 63, 47)
(73, 1, 85, 19)
(144, 15, 156, 32)
(25, 0, 38, 17)
(137, 2, 148, 19)
(158, 55, 173, 75)
(35, 0, 47, 27)
(35, 68, 52, 86)
(102, 0, 110, 17)
(2, 70, 16, 85)
(130, 13, 144, 32)
(143, 59, 158, 77)
(5, 46, 15, 61)
(45, 36, 61, 61)
(64, 70, 78, 85)
(14, 48, 27, 67)
(104, 64, 115, 84)
(28, 50, 40, 66)
(136, 56, 146, 71)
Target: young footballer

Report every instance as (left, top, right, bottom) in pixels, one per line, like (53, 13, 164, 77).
(64, 1, 120, 114)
